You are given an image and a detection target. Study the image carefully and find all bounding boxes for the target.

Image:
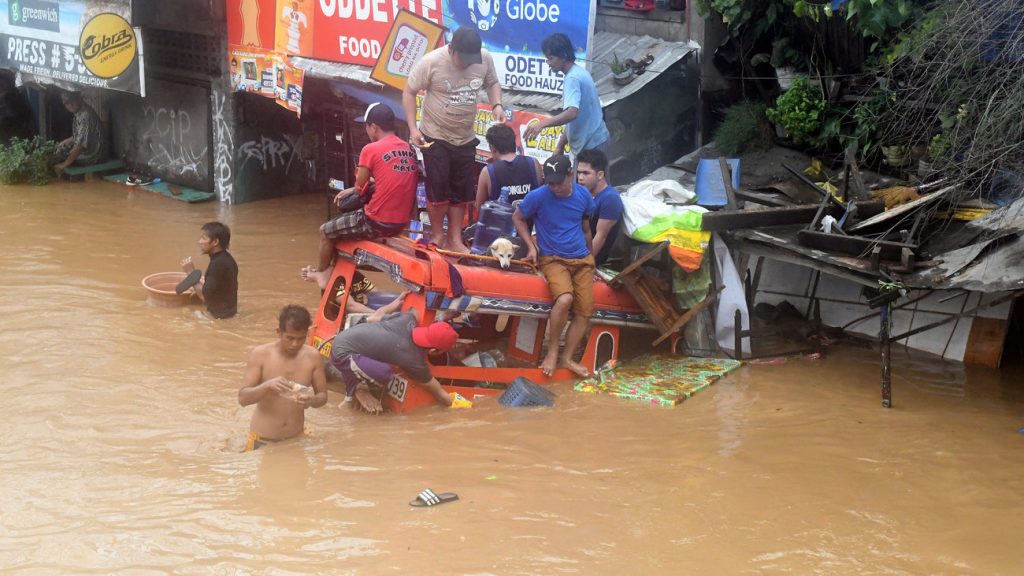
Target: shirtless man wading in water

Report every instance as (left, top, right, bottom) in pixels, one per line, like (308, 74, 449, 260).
(238, 305, 327, 451)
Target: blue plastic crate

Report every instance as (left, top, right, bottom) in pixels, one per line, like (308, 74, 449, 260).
(499, 376, 556, 408)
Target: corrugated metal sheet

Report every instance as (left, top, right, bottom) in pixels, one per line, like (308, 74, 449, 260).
(292, 31, 699, 114)
(291, 56, 377, 87)
(506, 31, 700, 113)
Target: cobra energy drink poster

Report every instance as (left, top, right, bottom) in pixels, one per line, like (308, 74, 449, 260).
(0, 0, 143, 95)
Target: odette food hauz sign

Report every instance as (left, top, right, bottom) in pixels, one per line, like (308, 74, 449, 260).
(310, 0, 595, 96)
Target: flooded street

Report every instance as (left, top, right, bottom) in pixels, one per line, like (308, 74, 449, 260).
(2, 180, 1023, 575)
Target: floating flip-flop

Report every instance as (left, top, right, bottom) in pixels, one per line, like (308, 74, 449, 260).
(409, 488, 458, 507)
(175, 269, 202, 294)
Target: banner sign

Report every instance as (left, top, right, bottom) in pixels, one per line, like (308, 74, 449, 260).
(229, 45, 304, 114)
(227, 0, 305, 115)
(415, 95, 565, 163)
(311, 0, 440, 65)
(445, 0, 595, 95)
(370, 9, 444, 92)
(0, 0, 143, 95)
(227, 0, 593, 96)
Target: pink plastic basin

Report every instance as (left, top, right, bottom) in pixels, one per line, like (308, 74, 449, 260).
(142, 272, 192, 307)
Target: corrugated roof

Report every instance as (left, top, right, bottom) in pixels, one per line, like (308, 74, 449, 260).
(506, 31, 700, 113)
(292, 31, 699, 114)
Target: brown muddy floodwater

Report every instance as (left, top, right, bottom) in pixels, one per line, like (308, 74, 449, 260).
(1, 180, 1023, 575)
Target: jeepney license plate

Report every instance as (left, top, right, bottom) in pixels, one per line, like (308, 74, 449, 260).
(386, 375, 408, 403)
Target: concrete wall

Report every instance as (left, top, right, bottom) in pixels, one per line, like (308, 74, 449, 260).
(111, 79, 212, 190)
(131, 0, 221, 35)
(606, 58, 700, 185)
(231, 93, 309, 203)
(595, 5, 688, 42)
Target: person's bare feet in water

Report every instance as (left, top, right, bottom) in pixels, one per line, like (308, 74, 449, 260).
(562, 358, 591, 379)
(352, 384, 383, 414)
(300, 265, 331, 291)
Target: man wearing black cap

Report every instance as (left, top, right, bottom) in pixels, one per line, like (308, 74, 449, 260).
(302, 101, 418, 291)
(513, 154, 596, 379)
(403, 27, 503, 253)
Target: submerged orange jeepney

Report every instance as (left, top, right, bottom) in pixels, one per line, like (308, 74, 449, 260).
(309, 237, 653, 413)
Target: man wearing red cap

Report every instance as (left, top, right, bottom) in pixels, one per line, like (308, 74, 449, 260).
(328, 301, 471, 411)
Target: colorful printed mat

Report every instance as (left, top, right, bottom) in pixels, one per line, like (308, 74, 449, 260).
(575, 355, 742, 406)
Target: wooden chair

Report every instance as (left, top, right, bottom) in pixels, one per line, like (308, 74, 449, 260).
(607, 241, 714, 347)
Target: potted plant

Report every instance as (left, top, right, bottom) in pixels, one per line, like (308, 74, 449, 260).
(610, 54, 634, 86)
(881, 144, 911, 167)
(765, 76, 826, 146)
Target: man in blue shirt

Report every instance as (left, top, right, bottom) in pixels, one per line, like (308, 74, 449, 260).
(514, 155, 596, 378)
(576, 148, 623, 267)
(524, 33, 611, 158)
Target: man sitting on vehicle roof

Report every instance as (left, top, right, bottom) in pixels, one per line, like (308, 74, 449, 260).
(302, 102, 418, 298)
(513, 154, 596, 379)
(329, 292, 472, 413)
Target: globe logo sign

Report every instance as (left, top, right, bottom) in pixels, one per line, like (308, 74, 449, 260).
(469, 0, 500, 31)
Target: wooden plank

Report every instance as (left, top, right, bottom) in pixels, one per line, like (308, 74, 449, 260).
(702, 205, 835, 231)
(734, 189, 792, 207)
(963, 317, 1009, 368)
(797, 230, 917, 260)
(64, 159, 125, 175)
(848, 185, 957, 232)
(845, 147, 869, 201)
(719, 157, 738, 210)
(651, 290, 716, 347)
(608, 242, 668, 286)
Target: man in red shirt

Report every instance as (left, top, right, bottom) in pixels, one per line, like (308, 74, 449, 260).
(303, 102, 418, 291)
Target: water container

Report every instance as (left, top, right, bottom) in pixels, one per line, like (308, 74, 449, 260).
(470, 186, 516, 255)
(470, 225, 504, 255)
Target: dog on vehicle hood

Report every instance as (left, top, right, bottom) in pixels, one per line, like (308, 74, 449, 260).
(489, 237, 516, 269)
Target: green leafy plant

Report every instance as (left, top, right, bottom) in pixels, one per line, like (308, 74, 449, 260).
(0, 136, 54, 185)
(927, 133, 950, 163)
(766, 76, 826, 146)
(714, 101, 773, 155)
(609, 53, 629, 75)
(848, 93, 887, 159)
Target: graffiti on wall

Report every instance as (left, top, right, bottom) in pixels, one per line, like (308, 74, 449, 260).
(237, 134, 301, 173)
(212, 91, 235, 203)
(117, 79, 211, 191)
(141, 106, 208, 178)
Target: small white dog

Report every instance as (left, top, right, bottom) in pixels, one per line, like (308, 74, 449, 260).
(489, 237, 516, 269)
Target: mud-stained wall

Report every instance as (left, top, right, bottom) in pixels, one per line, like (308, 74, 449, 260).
(232, 92, 309, 203)
(112, 79, 212, 191)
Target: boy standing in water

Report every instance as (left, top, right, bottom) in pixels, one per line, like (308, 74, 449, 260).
(238, 305, 327, 451)
(181, 221, 238, 319)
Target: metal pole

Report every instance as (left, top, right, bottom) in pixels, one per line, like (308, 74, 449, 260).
(881, 302, 892, 408)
